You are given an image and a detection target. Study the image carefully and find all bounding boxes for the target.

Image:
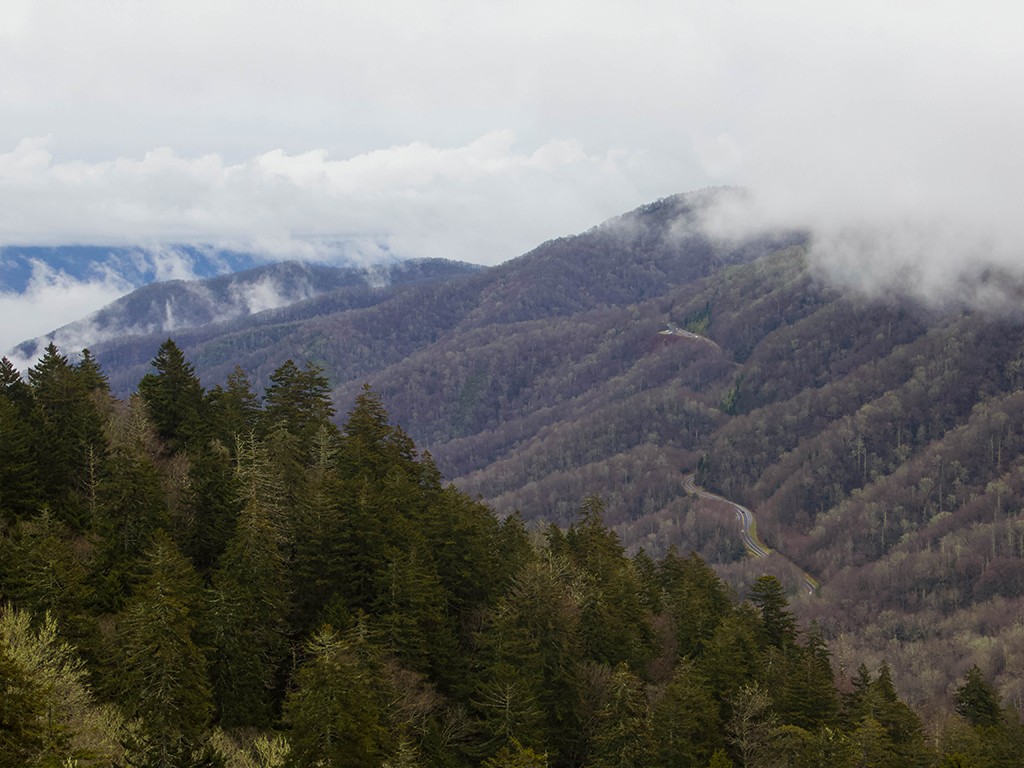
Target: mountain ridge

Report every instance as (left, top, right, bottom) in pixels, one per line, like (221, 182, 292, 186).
(16, 189, 1024, 711)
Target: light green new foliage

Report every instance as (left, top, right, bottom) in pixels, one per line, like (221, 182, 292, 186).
(0, 605, 127, 767)
(207, 729, 290, 768)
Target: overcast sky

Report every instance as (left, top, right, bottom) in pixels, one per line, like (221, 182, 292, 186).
(3, 0, 1024, 352)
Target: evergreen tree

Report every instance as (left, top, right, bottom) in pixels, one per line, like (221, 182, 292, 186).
(374, 544, 457, 681)
(76, 348, 110, 393)
(650, 660, 721, 768)
(179, 438, 241, 574)
(0, 641, 42, 768)
(863, 663, 931, 767)
(339, 384, 416, 481)
(770, 623, 839, 731)
(588, 662, 653, 768)
(564, 497, 652, 670)
(0, 606, 126, 767)
(28, 342, 106, 528)
(116, 532, 212, 767)
(283, 625, 390, 768)
(206, 365, 261, 445)
(207, 491, 290, 728)
(91, 397, 168, 609)
(747, 575, 797, 649)
(0, 356, 31, 405)
(0, 395, 42, 520)
(262, 359, 337, 469)
(137, 339, 207, 451)
(659, 547, 732, 658)
(476, 556, 585, 766)
(954, 665, 1002, 728)
(0, 509, 92, 644)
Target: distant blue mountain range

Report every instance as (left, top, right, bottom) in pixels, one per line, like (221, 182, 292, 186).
(0, 245, 264, 292)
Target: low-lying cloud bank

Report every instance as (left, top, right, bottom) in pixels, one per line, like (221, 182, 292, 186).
(0, 132, 648, 266)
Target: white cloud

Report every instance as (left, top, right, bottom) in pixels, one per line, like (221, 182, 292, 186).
(0, 132, 649, 266)
(0, 260, 133, 360)
(0, 0, 1023, 315)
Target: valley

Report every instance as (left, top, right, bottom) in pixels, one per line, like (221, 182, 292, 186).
(13, 189, 1024, 720)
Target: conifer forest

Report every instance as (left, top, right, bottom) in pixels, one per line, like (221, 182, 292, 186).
(1, 339, 1023, 768)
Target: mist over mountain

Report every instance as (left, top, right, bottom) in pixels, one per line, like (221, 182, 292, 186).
(20, 188, 1024, 712)
(10, 258, 479, 369)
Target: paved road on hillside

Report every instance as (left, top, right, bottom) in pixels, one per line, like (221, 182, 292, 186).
(683, 474, 820, 596)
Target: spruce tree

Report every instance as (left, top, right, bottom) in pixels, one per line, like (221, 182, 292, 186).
(207, 492, 289, 728)
(27, 342, 106, 528)
(954, 665, 1002, 728)
(283, 625, 390, 768)
(116, 531, 212, 767)
(137, 339, 207, 451)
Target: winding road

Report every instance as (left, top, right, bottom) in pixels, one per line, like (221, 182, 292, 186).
(683, 474, 820, 596)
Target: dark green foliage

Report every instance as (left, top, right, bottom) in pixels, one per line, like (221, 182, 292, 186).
(283, 625, 390, 768)
(178, 439, 240, 573)
(0, 509, 92, 643)
(563, 498, 652, 670)
(116, 531, 212, 767)
(27, 342, 106, 528)
(138, 338, 208, 450)
(206, 364, 261, 444)
(746, 575, 797, 648)
(207, 493, 289, 728)
(77, 348, 110, 393)
(954, 665, 1002, 728)
(587, 663, 653, 768)
(649, 660, 721, 767)
(659, 547, 733, 658)
(0, 394, 42, 519)
(0, 339, 983, 768)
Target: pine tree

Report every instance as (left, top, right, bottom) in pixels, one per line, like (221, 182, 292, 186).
(262, 359, 336, 462)
(588, 662, 653, 768)
(771, 622, 839, 731)
(564, 497, 652, 670)
(476, 556, 585, 766)
(206, 365, 261, 445)
(76, 348, 110, 393)
(91, 397, 168, 609)
(0, 395, 42, 520)
(179, 438, 241, 574)
(659, 548, 732, 658)
(0, 605, 126, 766)
(374, 544, 456, 681)
(0, 509, 92, 645)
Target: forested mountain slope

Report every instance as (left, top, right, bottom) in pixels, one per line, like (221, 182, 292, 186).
(34, 188, 1024, 715)
(13, 259, 481, 367)
(2, 342, 1021, 767)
